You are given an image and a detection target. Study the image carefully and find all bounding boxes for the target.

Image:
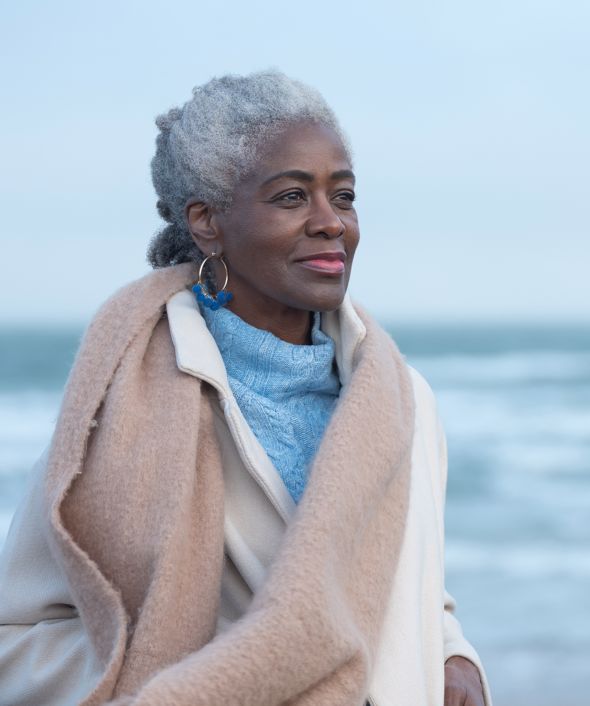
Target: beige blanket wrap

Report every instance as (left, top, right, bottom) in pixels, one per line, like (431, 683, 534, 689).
(42, 263, 415, 706)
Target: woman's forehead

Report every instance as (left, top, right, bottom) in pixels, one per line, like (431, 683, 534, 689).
(253, 122, 352, 177)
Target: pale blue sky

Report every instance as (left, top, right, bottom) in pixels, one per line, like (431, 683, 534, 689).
(1, 0, 588, 324)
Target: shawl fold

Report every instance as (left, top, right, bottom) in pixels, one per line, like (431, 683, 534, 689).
(42, 263, 416, 706)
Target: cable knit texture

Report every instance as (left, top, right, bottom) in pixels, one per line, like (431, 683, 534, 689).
(201, 305, 340, 502)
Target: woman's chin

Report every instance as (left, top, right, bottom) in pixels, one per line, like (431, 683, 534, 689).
(300, 287, 348, 313)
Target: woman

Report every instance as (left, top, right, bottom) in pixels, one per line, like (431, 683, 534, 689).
(0, 71, 492, 706)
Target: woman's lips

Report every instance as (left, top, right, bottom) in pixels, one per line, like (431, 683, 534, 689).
(295, 252, 346, 275)
(297, 258, 345, 274)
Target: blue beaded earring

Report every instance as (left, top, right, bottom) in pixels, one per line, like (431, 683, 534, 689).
(192, 252, 234, 311)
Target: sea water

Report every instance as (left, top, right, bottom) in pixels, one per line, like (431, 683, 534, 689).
(1, 323, 589, 706)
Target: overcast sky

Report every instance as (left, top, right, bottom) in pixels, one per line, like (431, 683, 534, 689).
(1, 0, 588, 325)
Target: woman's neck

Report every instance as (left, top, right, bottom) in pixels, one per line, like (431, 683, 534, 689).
(225, 300, 313, 345)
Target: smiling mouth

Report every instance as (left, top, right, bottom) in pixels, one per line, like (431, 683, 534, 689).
(297, 259, 345, 274)
(295, 251, 346, 275)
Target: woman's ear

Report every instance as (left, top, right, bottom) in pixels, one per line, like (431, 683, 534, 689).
(185, 200, 223, 256)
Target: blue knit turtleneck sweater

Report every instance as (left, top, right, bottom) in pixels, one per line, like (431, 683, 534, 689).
(200, 305, 341, 503)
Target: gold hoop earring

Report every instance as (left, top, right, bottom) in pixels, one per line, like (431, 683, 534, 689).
(192, 252, 234, 310)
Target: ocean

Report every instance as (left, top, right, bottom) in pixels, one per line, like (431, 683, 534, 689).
(1, 322, 589, 705)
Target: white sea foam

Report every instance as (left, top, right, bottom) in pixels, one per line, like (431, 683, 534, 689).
(435, 388, 590, 443)
(446, 540, 590, 578)
(411, 350, 590, 387)
(0, 391, 61, 474)
(490, 441, 590, 476)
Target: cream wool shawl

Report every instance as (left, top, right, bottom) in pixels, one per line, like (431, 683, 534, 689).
(43, 262, 415, 706)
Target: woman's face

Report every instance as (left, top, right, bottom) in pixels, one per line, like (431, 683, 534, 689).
(203, 121, 359, 324)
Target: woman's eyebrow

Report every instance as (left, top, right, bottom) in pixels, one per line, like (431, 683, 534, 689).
(331, 169, 355, 183)
(262, 169, 314, 186)
(261, 168, 355, 186)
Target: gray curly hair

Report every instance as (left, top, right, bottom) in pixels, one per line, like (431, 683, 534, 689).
(147, 69, 351, 269)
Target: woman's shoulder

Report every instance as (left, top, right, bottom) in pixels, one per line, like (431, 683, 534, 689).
(406, 365, 437, 410)
(88, 263, 196, 331)
(62, 264, 198, 393)
(405, 364, 446, 459)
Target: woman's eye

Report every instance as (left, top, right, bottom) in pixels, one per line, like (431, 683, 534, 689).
(275, 190, 306, 204)
(334, 191, 356, 207)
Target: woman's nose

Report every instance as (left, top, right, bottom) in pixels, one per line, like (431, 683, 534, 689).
(305, 197, 345, 238)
